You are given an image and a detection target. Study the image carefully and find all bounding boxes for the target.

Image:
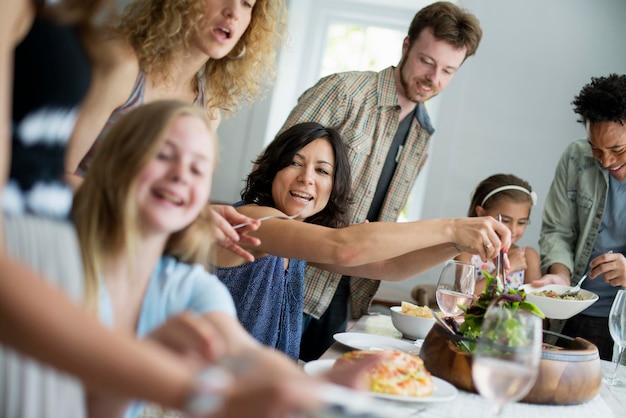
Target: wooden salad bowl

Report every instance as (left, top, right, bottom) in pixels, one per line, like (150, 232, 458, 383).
(419, 323, 602, 405)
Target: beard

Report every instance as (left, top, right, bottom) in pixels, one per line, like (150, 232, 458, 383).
(398, 54, 438, 104)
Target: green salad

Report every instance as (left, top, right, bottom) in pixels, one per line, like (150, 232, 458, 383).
(458, 271, 545, 352)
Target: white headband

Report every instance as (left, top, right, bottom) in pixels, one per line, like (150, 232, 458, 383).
(481, 185, 537, 207)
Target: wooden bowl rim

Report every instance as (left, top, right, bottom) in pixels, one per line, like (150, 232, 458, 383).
(430, 323, 600, 362)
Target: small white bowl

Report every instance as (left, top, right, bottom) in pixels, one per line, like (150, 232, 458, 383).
(520, 284, 599, 320)
(390, 306, 436, 339)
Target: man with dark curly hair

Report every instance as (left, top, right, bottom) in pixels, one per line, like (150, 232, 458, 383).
(538, 74, 626, 360)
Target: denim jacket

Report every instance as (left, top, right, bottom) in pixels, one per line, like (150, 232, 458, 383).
(539, 139, 609, 284)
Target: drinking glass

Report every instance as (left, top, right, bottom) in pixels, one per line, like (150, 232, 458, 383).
(608, 289, 626, 387)
(471, 306, 542, 416)
(435, 260, 476, 317)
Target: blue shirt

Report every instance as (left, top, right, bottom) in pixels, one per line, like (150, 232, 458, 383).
(216, 255, 306, 361)
(584, 174, 626, 316)
(99, 256, 236, 418)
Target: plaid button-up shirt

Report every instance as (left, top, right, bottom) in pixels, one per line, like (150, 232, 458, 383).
(280, 66, 434, 319)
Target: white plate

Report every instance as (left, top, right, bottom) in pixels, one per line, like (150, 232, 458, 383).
(304, 359, 458, 403)
(333, 332, 420, 353)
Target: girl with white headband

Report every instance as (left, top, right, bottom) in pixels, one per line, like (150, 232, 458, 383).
(456, 173, 541, 293)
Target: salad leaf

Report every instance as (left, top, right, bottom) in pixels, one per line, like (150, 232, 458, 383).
(457, 270, 545, 351)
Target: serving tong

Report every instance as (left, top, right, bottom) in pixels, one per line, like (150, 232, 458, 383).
(494, 214, 506, 287)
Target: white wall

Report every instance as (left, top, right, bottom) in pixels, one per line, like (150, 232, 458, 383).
(213, 0, 626, 300)
(381, 0, 626, 300)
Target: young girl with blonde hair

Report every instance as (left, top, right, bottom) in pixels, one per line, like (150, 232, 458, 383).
(73, 100, 375, 418)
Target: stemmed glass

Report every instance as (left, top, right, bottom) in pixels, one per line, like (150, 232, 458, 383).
(471, 306, 542, 416)
(607, 289, 626, 387)
(435, 260, 476, 317)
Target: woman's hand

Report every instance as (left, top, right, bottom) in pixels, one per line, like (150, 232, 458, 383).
(211, 205, 261, 262)
(452, 217, 512, 260)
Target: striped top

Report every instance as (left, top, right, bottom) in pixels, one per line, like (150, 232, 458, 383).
(75, 70, 206, 176)
(5, 17, 90, 219)
(280, 66, 434, 319)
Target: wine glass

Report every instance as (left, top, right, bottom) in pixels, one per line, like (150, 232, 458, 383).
(435, 260, 476, 317)
(471, 306, 542, 416)
(608, 289, 626, 387)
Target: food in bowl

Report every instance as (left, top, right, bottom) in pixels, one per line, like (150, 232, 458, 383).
(334, 349, 434, 397)
(531, 289, 586, 301)
(400, 301, 444, 318)
(390, 303, 439, 339)
(520, 284, 598, 320)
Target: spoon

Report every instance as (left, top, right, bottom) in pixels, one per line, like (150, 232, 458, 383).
(561, 250, 613, 297)
(560, 270, 590, 298)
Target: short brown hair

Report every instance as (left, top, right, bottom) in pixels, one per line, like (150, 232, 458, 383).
(408, 1, 482, 58)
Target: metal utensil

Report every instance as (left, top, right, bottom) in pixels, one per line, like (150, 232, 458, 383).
(561, 250, 613, 297)
(232, 202, 311, 230)
(495, 214, 506, 287)
(560, 270, 590, 298)
(427, 307, 456, 336)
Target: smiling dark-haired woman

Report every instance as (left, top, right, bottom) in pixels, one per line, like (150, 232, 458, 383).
(214, 122, 512, 361)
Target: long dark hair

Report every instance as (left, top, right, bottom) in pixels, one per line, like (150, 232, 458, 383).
(243, 122, 353, 228)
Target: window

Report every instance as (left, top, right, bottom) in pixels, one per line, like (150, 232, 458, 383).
(320, 23, 405, 76)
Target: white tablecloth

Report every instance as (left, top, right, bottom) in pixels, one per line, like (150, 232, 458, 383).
(319, 313, 626, 418)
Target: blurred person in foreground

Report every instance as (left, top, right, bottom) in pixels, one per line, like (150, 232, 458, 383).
(73, 100, 382, 418)
(0, 1, 347, 417)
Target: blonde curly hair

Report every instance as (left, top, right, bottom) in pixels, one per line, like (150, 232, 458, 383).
(116, 0, 287, 116)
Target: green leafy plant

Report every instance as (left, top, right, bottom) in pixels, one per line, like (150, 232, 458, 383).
(458, 271, 545, 351)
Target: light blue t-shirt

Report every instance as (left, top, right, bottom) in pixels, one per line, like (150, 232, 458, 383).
(98, 256, 237, 417)
(584, 174, 626, 316)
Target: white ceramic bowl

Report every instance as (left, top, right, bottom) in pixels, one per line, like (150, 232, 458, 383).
(389, 306, 436, 339)
(519, 284, 599, 320)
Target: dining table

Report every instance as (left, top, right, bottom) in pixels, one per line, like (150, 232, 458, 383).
(316, 312, 626, 418)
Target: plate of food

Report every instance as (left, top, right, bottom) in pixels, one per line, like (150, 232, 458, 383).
(333, 332, 419, 353)
(304, 350, 458, 403)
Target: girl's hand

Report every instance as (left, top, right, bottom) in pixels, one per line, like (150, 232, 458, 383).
(506, 247, 527, 273)
(211, 205, 261, 262)
(530, 273, 570, 287)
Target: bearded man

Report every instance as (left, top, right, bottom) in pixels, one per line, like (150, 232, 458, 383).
(278, 1, 483, 361)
